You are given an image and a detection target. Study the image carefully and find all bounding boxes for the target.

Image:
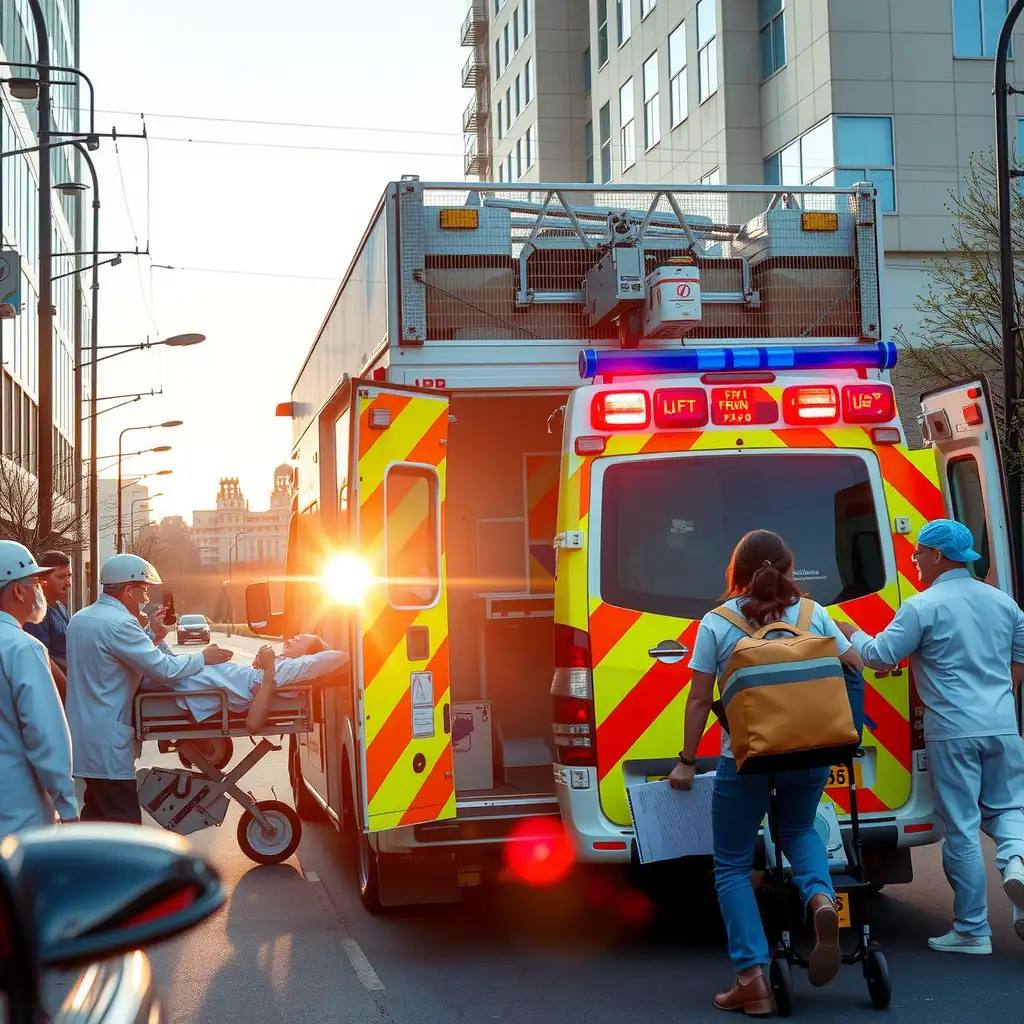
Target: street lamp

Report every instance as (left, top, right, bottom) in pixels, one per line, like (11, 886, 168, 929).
(117, 421, 180, 554)
(75, 332, 206, 370)
(130, 492, 161, 547)
(227, 531, 251, 637)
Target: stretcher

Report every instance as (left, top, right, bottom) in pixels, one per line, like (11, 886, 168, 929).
(133, 685, 315, 865)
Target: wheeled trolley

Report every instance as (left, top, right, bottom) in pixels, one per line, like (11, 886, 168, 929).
(760, 748, 892, 1016)
(133, 685, 316, 865)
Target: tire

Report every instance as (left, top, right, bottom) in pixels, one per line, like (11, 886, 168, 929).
(356, 829, 384, 913)
(178, 737, 234, 772)
(865, 949, 891, 1010)
(237, 800, 302, 865)
(770, 954, 794, 1018)
(289, 738, 325, 821)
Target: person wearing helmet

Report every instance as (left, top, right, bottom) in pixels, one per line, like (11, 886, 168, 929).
(0, 540, 78, 836)
(65, 553, 234, 824)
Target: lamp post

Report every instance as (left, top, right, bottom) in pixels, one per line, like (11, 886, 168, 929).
(227, 531, 250, 637)
(130, 492, 161, 547)
(996, 0, 1024, 603)
(117, 429, 176, 553)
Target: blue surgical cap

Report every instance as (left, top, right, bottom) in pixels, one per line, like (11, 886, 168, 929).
(917, 519, 981, 563)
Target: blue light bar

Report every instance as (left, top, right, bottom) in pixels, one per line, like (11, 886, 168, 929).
(578, 342, 898, 379)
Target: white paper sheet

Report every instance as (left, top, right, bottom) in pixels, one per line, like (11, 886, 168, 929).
(626, 774, 716, 864)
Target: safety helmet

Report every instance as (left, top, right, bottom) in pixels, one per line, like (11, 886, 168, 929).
(0, 540, 54, 585)
(99, 553, 163, 586)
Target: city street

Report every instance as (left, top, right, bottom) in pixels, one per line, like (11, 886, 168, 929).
(139, 633, 1024, 1024)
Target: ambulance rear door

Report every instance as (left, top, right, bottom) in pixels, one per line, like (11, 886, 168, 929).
(919, 379, 1014, 595)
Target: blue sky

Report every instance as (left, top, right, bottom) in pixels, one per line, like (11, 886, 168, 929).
(83, 0, 466, 521)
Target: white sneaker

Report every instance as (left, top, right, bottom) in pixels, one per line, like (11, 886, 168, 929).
(1013, 904, 1024, 942)
(1002, 856, 1024, 909)
(927, 930, 992, 955)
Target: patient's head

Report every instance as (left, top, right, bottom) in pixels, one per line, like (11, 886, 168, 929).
(281, 633, 329, 659)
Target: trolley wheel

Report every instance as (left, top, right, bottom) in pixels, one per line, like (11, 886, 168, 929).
(236, 800, 302, 865)
(178, 737, 234, 772)
(769, 954, 794, 1018)
(864, 949, 891, 1010)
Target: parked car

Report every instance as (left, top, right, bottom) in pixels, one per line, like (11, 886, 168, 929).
(175, 614, 211, 646)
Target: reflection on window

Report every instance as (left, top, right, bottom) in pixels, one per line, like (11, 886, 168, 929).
(697, 0, 718, 100)
(618, 0, 632, 45)
(948, 457, 992, 580)
(952, 0, 1007, 58)
(385, 466, 440, 608)
(619, 77, 636, 171)
(643, 52, 660, 150)
(585, 120, 595, 182)
(669, 21, 687, 127)
(600, 453, 885, 618)
(759, 0, 786, 79)
(597, 0, 609, 65)
(599, 102, 613, 182)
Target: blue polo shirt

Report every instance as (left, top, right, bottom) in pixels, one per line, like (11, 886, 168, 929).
(24, 601, 71, 671)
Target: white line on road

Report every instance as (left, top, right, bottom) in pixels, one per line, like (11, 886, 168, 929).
(341, 937, 386, 992)
(304, 871, 320, 882)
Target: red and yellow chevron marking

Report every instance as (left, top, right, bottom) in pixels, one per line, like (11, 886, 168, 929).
(556, 424, 943, 827)
(525, 453, 560, 592)
(356, 388, 455, 832)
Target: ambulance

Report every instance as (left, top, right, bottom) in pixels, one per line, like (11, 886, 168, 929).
(251, 177, 1013, 910)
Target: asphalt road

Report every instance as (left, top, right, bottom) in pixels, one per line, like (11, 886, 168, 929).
(141, 632, 1024, 1024)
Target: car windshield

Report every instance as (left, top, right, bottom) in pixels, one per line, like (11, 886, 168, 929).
(179, 615, 207, 626)
(599, 452, 887, 620)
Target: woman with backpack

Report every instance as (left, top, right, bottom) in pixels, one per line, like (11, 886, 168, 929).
(669, 529, 864, 1016)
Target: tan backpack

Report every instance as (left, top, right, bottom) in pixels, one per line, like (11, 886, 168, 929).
(712, 598, 859, 774)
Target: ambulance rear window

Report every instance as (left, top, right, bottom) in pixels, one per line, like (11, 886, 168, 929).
(600, 453, 886, 619)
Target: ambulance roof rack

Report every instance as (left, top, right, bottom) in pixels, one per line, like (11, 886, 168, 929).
(578, 341, 899, 379)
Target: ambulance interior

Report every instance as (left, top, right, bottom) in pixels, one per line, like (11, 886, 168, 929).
(444, 392, 570, 799)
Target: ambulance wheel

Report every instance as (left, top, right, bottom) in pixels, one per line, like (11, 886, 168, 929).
(178, 737, 234, 772)
(357, 830, 384, 913)
(865, 949, 891, 1010)
(769, 954, 793, 1018)
(237, 800, 301, 865)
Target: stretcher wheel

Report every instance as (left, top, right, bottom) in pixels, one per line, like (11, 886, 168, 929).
(178, 738, 234, 772)
(237, 799, 301, 865)
(769, 954, 793, 1017)
(864, 949, 891, 1010)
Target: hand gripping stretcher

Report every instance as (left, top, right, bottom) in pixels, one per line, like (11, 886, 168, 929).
(133, 685, 315, 865)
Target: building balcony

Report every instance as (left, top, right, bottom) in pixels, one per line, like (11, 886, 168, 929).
(462, 93, 489, 134)
(464, 133, 491, 178)
(461, 2, 487, 47)
(462, 46, 488, 89)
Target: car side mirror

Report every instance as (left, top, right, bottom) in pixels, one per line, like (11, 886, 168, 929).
(246, 580, 284, 638)
(1, 824, 225, 971)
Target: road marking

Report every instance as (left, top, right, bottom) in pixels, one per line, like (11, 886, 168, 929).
(304, 870, 320, 882)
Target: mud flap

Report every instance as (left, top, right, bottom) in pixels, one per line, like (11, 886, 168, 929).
(378, 850, 462, 907)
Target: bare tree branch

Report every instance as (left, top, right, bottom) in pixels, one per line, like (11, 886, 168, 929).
(0, 457, 86, 555)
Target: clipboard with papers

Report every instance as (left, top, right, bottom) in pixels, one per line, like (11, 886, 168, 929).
(626, 772, 716, 864)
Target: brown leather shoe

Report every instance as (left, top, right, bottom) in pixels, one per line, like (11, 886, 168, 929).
(807, 893, 841, 987)
(713, 973, 773, 1017)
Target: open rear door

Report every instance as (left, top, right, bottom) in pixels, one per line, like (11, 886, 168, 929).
(919, 379, 1014, 595)
(351, 381, 455, 833)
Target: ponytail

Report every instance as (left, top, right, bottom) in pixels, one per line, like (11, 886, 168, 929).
(723, 530, 802, 627)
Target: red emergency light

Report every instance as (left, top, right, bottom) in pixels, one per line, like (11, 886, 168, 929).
(710, 387, 778, 426)
(591, 391, 650, 430)
(653, 388, 708, 428)
(962, 403, 984, 427)
(783, 385, 839, 425)
(842, 384, 895, 423)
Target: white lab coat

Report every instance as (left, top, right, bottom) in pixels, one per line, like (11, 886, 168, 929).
(0, 611, 78, 836)
(66, 594, 204, 780)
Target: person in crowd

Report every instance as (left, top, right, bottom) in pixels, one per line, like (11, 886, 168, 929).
(24, 549, 73, 700)
(670, 529, 863, 1015)
(65, 553, 233, 825)
(0, 541, 78, 836)
(837, 518, 1024, 953)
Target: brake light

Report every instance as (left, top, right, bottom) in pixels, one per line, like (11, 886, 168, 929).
(908, 664, 926, 752)
(783, 385, 839, 425)
(963, 403, 984, 427)
(552, 624, 596, 767)
(841, 384, 895, 423)
(591, 391, 650, 430)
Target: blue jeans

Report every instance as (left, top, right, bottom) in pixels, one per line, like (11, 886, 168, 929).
(712, 757, 834, 972)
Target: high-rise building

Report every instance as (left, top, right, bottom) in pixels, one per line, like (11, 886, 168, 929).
(461, 0, 1024, 342)
(0, 1, 88, 548)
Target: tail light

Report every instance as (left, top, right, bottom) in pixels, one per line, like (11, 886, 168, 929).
(551, 625, 597, 767)
(782, 385, 839, 425)
(591, 391, 650, 430)
(842, 384, 895, 423)
(908, 663, 926, 752)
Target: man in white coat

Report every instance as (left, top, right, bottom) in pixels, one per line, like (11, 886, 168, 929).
(65, 553, 233, 824)
(0, 541, 78, 837)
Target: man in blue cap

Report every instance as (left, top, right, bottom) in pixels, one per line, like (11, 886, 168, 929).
(837, 518, 1024, 954)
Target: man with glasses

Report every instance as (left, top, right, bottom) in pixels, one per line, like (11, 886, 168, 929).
(65, 553, 233, 824)
(0, 541, 78, 837)
(836, 519, 1024, 953)
(24, 549, 73, 700)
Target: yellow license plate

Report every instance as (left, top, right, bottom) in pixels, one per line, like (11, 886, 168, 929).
(835, 891, 852, 928)
(826, 763, 861, 789)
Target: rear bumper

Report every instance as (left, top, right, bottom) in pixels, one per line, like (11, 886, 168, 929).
(177, 632, 210, 644)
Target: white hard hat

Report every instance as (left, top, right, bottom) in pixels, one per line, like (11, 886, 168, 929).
(0, 540, 54, 585)
(100, 553, 163, 586)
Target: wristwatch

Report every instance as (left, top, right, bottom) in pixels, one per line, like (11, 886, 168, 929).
(677, 751, 696, 767)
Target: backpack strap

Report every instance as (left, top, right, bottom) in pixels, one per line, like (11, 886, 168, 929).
(751, 621, 803, 640)
(711, 606, 756, 636)
(796, 598, 814, 632)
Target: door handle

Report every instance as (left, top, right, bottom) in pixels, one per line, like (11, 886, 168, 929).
(443, 703, 451, 735)
(648, 640, 690, 664)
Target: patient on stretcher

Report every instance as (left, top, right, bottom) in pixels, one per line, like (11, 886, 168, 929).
(141, 634, 348, 732)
